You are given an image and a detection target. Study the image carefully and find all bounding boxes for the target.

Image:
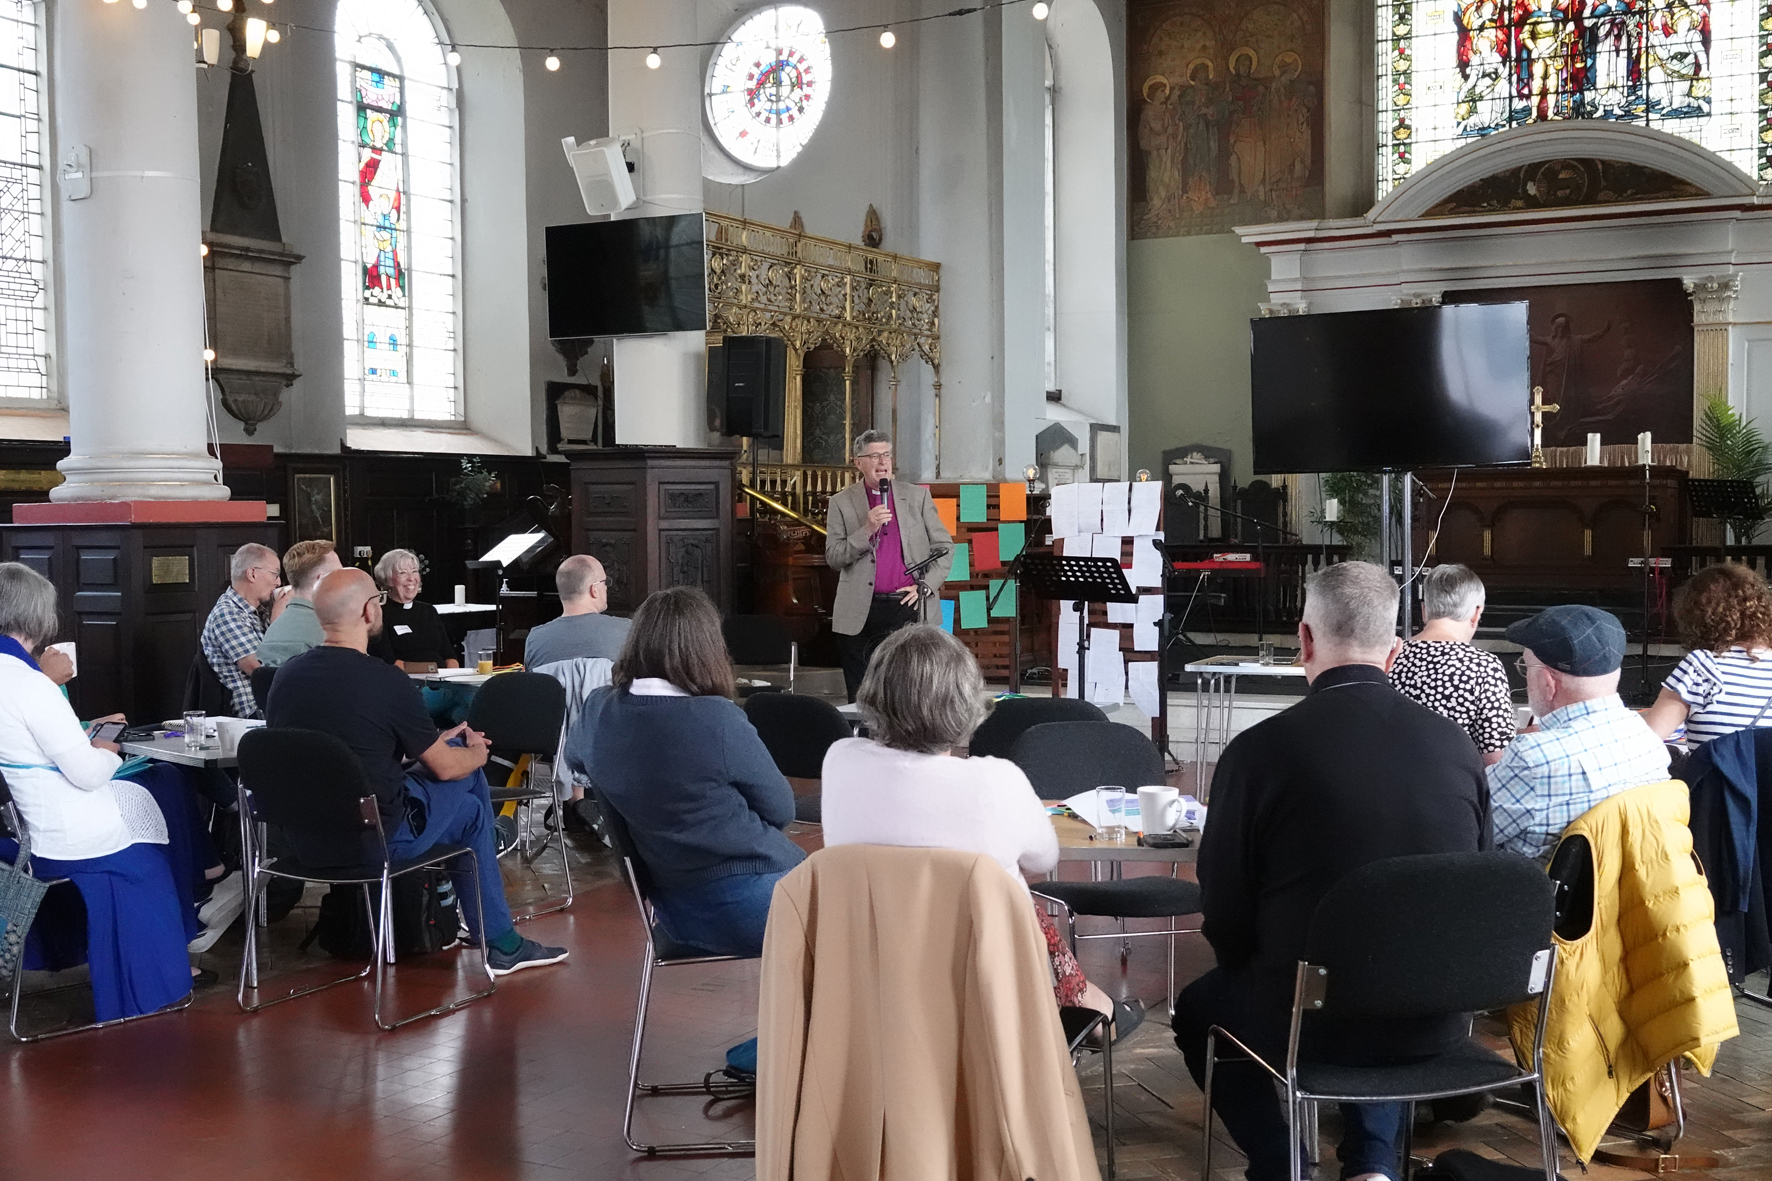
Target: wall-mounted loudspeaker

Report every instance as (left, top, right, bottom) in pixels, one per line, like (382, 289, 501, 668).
(561, 135, 637, 216)
(707, 335, 787, 439)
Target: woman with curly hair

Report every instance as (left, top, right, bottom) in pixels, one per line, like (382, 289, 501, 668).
(1645, 562, 1772, 742)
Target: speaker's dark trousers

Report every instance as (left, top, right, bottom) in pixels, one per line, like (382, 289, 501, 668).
(839, 592, 919, 701)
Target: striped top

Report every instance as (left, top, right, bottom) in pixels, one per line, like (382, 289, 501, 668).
(1662, 646, 1772, 744)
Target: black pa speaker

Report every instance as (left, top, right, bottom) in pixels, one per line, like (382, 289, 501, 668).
(708, 335, 786, 439)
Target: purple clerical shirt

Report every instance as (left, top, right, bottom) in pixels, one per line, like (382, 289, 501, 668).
(867, 483, 912, 593)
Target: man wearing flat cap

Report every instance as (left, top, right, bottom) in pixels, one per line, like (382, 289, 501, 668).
(1490, 604, 1670, 861)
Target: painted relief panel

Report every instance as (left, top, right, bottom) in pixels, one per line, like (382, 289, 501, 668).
(1129, 0, 1326, 237)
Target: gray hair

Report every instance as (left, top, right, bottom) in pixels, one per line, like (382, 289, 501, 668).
(555, 553, 604, 602)
(0, 561, 59, 647)
(857, 625, 987, 753)
(1303, 561, 1399, 655)
(852, 429, 891, 457)
(373, 548, 421, 588)
(229, 543, 278, 583)
(1422, 563, 1485, 623)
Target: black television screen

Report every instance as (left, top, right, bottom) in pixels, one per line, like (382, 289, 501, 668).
(1250, 302, 1531, 473)
(545, 214, 708, 338)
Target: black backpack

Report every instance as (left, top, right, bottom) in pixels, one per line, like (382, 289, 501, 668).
(301, 871, 461, 959)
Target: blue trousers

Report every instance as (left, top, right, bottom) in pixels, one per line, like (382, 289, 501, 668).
(387, 767, 513, 945)
(651, 870, 786, 958)
(1173, 967, 1408, 1181)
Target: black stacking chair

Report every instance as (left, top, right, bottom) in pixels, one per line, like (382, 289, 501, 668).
(744, 692, 852, 825)
(465, 672, 571, 919)
(596, 791, 755, 1156)
(250, 663, 278, 715)
(234, 728, 495, 1031)
(1016, 720, 1203, 1011)
(183, 650, 235, 716)
(723, 614, 798, 696)
(968, 696, 1109, 759)
(2, 774, 194, 1042)
(1199, 853, 1560, 1181)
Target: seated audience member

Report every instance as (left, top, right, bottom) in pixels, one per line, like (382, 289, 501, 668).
(265, 568, 567, 976)
(368, 548, 459, 670)
(1644, 562, 1772, 743)
(821, 623, 1127, 1032)
(1389, 563, 1515, 765)
(1172, 561, 1490, 1181)
(200, 542, 280, 716)
(256, 540, 343, 668)
(569, 585, 803, 958)
(1491, 605, 1670, 862)
(524, 554, 630, 668)
(0, 562, 201, 1020)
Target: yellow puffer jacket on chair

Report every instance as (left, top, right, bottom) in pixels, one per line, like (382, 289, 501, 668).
(1508, 780, 1738, 1163)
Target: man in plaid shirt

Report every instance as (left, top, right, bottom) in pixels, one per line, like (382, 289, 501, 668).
(200, 543, 281, 717)
(1490, 605, 1670, 862)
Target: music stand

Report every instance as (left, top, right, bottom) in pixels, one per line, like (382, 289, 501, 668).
(1688, 478, 1763, 523)
(1020, 553, 1137, 699)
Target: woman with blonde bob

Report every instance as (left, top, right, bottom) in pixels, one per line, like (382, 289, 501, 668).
(1646, 561, 1772, 742)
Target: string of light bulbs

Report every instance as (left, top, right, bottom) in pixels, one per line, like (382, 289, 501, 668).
(132, 0, 1052, 72)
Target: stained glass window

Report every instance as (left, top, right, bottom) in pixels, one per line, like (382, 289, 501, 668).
(1377, 0, 1756, 198)
(0, 0, 47, 404)
(705, 6, 833, 171)
(336, 0, 458, 421)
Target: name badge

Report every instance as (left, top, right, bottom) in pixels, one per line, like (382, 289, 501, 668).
(394, 624, 413, 635)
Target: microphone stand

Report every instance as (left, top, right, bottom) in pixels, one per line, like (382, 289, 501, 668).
(986, 512, 1051, 694)
(1173, 488, 1300, 643)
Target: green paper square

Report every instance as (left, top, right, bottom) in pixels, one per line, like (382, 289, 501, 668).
(958, 589, 989, 629)
(988, 578, 1016, 617)
(950, 542, 970, 580)
(959, 484, 989, 522)
(997, 521, 1025, 560)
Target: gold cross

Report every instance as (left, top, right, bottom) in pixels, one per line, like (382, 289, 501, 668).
(1530, 385, 1560, 468)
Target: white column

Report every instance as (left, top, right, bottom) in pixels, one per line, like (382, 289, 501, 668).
(607, 0, 705, 448)
(51, 0, 226, 502)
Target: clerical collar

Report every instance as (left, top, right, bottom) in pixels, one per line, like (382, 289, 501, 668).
(1307, 663, 1391, 694)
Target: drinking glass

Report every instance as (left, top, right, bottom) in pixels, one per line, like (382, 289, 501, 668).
(181, 710, 206, 750)
(1257, 641, 1276, 666)
(1094, 785, 1129, 842)
(476, 648, 495, 675)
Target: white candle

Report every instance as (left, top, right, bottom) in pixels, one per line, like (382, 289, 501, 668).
(1586, 433, 1601, 466)
(1324, 497, 1340, 523)
(1638, 431, 1653, 466)
(454, 584, 466, 605)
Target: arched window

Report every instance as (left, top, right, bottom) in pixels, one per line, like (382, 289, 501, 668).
(0, 0, 46, 405)
(336, 0, 458, 421)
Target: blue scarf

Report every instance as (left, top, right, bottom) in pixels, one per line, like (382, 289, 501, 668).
(0, 634, 41, 672)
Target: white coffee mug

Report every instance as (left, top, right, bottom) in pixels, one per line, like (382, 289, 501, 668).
(1138, 784, 1182, 835)
(215, 717, 265, 758)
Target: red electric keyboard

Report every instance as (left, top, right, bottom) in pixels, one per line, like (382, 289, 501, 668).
(1172, 560, 1266, 572)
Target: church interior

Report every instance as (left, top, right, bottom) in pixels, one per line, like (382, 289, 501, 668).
(5, 0, 1772, 1178)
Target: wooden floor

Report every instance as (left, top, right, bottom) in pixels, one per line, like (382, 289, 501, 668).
(5, 819, 1772, 1180)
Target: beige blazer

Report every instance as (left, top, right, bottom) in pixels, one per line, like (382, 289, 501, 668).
(824, 479, 954, 636)
(757, 845, 1101, 1181)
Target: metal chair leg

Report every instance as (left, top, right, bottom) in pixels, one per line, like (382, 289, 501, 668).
(1534, 1075, 1561, 1181)
(1102, 1015, 1116, 1181)
(1201, 1029, 1217, 1181)
(237, 876, 374, 1014)
(373, 850, 496, 1032)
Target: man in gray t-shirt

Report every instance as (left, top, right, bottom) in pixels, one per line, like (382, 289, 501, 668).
(524, 554, 632, 667)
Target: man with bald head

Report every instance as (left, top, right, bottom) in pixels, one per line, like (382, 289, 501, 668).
(523, 553, 631, 667)
(265, 568, 568, 976)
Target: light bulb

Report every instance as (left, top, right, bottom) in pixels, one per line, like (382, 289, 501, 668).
(879, 28, 896, 48)
(645, 49, 661, 69)
(1032, 1, 1050, 17)
(265, 27, 279, 42)
(103, 0, 119, 6)
(1136, 468, 1151, 481)
(244, 16, 266, 57)
(186, 12, 200, 24)
(217, 0, 233, 10)
(130, 0, 146, 9)
(544, 53, 560, 71)
(446, 49, 461, 66)
(200, 243, 209, 257)
(176, 0, 192, 12)
(202, 348, 216, 363)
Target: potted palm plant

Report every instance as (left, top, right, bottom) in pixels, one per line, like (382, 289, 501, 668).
(1694, 397, 1772, 544)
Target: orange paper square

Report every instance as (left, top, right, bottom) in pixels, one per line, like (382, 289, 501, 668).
(998, 482, 1027, 522)
(934, 497, 959, 536)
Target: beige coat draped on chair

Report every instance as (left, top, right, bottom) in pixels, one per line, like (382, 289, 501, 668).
(757, 844, 1101, 1181)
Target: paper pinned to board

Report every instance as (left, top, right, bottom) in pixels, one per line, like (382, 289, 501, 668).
(1130, 480, 1163, 535)
(1057, 599, 1080, 669)
(1107, 600, 1136, 625)
(1093, 534, 1125, 561)
(1086, 627, 1122, 681)
(1049, 482, 1079, 539)
(1100, 482, 1132, 536)
(1134, 594, 1164, 651)
(959, 484, 990, 522)
(1087, 669, 1125, 707)
(1131, 534, 1165, 589)
(1075, 482, 1104, 535)
(1129, 660, 1162, 718)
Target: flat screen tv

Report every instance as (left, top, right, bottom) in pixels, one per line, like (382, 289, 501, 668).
(545, 214, 708, 338)
(1250, 302, 1531, 473)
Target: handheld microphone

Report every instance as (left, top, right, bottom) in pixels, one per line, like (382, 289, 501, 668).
(879, 476, 891, 499)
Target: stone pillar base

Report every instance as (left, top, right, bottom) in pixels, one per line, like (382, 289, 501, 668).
(13, 500, 266, 526)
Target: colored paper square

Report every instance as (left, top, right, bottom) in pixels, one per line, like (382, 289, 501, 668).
(989, 578, 1017, 617)
(998, 482, 1027, 522)
(972, 530, 1002, 570)
(949, 542, 970, 581)
(940, 598, 955, 633)
(934, 497, 958, 536)
(959, 484, 989, 522)
(997, 521, 1026, 561)
(958, 589, 989, 629)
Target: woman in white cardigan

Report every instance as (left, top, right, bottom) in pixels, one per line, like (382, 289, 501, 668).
(820, 624, 1124, 1032)
(0, 562, 192, 1022)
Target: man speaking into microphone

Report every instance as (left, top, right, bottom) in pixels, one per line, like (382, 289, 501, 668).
(825, 430, 955, 701)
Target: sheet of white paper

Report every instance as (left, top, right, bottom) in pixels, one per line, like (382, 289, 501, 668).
(45, 641, 74, 678)
(1129, 660, 1162, 718)
(1131, 533, 1165, 588)
(1087, 664, 1125, 707)
(1107, 601, 1136, 624)
(1093, 534, 1124, 561)
(1135, 594, 1164, 651)
(1100, 482, 1133, 536)
(1062, 789, 1143, 833)
(1130, 480, 1163, 535)
(1086, 627, 1122, 683)
(1049, 482, 1079, 540)
(1075, 482, 1103, 535)
(1064, 669, 1080, 698)
(1057, 599, 1080, 668)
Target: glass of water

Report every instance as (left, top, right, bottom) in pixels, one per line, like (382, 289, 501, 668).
(1258, 641, 1276, 665)
(1095, 785, 1129, 842)
(181, 710, 206, 750)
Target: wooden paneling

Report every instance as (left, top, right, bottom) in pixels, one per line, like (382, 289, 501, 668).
(569, 448, 737, 615)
